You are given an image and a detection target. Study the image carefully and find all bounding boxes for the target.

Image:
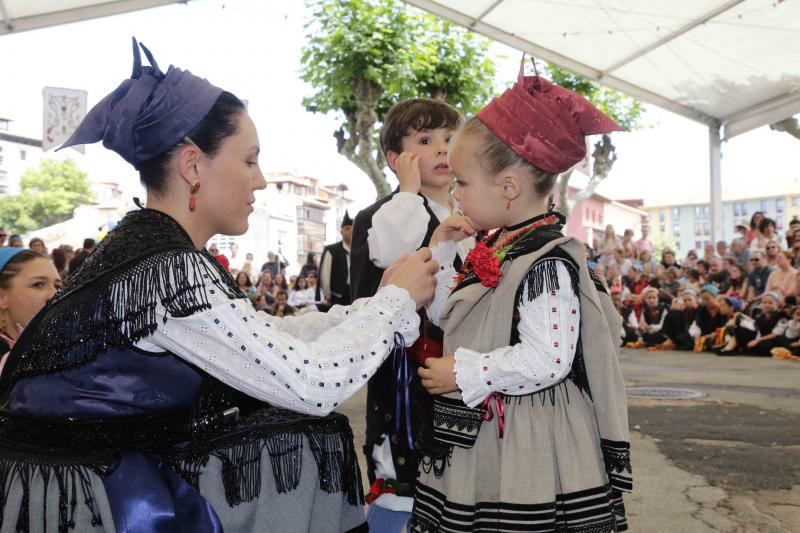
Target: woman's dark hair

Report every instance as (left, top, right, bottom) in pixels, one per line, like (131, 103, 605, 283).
(274, 272, 288, 290)
(759, 217, 775, 233)
(68, 249, 91, 275)
(750, 211, 764, 230)
(51, 247, 67, 273)
(236, 271, 252, 287)
(29, 237, 44, 248)
(138, 91, 246, 194)
(293, 276, 307, 291)
(0, 250, 48, 290)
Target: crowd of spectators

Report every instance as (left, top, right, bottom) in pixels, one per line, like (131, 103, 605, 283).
(4, 208, 800, 357)
(0, 225, 325, 319)
(593, 212, 800, 359)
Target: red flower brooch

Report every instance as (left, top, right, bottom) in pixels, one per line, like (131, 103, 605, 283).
(453, 214, 561, 289)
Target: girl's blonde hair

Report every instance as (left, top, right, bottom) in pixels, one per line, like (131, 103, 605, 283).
(461, 117, 558, 196)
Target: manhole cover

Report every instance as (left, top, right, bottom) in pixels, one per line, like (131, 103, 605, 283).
(626, 386, 706, 400)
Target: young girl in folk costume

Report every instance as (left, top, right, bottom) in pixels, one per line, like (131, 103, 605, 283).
(411, 60, 632, 532)
(639, 286, 668, 347)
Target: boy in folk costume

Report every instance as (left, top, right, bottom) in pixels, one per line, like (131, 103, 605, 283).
(350, 99, 471, 531)
(411, 60, 633, 532)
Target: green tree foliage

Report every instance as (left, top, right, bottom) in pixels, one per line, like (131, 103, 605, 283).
(544, 64, 646, 217)
(301, 0, 496, 197)
(0, 159, 94, 234)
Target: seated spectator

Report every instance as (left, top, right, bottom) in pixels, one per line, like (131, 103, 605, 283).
(716, 240, 729, 259)
(622, 228, 636, 259)
(622, 263, 648, 301)
(288, 276, 318, 313)
(252, 293, 269, 312)
(747, 251, 774, 301)
(660, 266, 681, 300)
(693, 285, 729, 351)
(714, 296, 754, 355)
(695, 259, 710, 279)
(764, 240, 781, 267)
(621, 300, 641, 346)
(637, 249, 659, 276)
(51, 247, 68, 281)
(606, 264, 623, 294)
(639, 286, 668, 347)
(28, 237, 47, 255)
(725, 262, 749, 300)
(235, 271, 256, 299)
(729, 239, 750, 268)
(636, 225, 655, 258)
(610, 247, 632, 276)
(599, 224, 622, 266)
(67, 249, 90, 275)
(652, 288, 701, 351)
(269, 289, 296, 317)
(751, 217, 779, 253)
(791, 227, 800, 269)
(661, 248, 679, 269)
(0, 249, 60, 373)
(703, 242, 717, 262)
(765, 251, 797, 301)
(256, 271, 276, 307)
(684, 269, 704, 294)
(746, 212, 765, 247)
(7, 235, 23, 248)
(744, 292, 787, 356)
(682, 249, 698, 270)
(770, 305, 800, 357)
(707, 257, 730, 293)
(272, 272, 289, 300)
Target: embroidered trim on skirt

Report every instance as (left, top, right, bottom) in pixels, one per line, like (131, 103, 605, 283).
(411, 380, 629, 532)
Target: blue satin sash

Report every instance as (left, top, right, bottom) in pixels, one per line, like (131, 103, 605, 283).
(104, 449, 223, 533)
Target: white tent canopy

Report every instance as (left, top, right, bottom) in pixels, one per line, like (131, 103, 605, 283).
(405, 0, 800, 140)
(0, 0, 185, 37)
(406, 0, 800, 242)
(2, 0, 798, 241)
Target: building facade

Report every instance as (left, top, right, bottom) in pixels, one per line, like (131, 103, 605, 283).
(209, 171, 353, 275)
(0, 118, 45, 195)
(555, 186, 647, 246)
(644, 193, 797, 255)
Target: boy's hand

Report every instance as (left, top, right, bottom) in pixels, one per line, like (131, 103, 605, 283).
(431, 216, 476, 247)
(418, 355, 458, 395)
(396, 152, 422, 194)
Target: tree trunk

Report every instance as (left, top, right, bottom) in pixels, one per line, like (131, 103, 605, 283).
(333, 78, 391, 199)
(558, 134, 618, 218)
(770, 117, 800, 141)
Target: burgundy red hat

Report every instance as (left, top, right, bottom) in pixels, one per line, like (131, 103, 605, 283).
(477, 57, 623, 174)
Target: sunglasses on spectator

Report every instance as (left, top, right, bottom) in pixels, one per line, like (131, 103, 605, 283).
(0, 234, 7, 238)
(750, 257, 761, 261)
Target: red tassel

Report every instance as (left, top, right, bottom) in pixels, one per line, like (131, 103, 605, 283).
(189, 195, 196, 212)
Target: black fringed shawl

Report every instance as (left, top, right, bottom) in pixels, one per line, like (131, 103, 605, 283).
(0, 208, 241, 396)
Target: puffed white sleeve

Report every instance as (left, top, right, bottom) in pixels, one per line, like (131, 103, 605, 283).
(367, 193, 431, 268)
(146, 256, 420, 416)
(452, 259, 581, 408)
(426, 240, 460, 327)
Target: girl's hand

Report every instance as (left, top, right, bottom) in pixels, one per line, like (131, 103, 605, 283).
(746, 339, 758, 348)
(418, 355, 458, 395)
(431, 216, 477, 247)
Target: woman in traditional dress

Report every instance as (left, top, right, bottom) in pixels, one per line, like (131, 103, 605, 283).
(0, 40, 437, 533)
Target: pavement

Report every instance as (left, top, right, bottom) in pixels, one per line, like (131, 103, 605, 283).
(337, 348, 800, 532)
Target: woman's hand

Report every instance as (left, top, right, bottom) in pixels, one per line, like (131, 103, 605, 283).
(746, 339, 758, 348)
(430, 216, 477, 247)
(380, 253, 410, 289)
(418, 355, 458, 395)
(385, 248, 438, 308)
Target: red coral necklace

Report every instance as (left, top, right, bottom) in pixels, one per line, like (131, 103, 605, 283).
(453, 214, 561, 289)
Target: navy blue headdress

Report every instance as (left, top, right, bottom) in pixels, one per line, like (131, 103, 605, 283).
(59, 38, 224, 169)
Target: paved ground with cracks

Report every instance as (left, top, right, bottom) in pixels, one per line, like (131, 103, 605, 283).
(338, 348, 800, 531)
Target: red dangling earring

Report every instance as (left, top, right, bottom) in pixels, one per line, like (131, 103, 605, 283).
(188, 180, 200, 212)
(506, 200, 512, 210)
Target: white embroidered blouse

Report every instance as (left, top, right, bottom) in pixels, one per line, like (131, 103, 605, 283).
(134, 255, 420, 416)
(428, 241, 581, 408)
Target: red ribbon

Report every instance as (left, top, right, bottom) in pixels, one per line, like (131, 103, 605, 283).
(481, 392, 505, 439)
